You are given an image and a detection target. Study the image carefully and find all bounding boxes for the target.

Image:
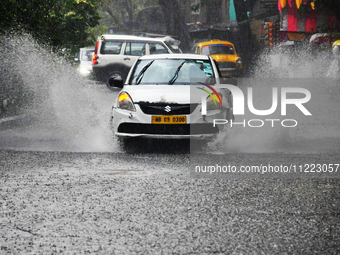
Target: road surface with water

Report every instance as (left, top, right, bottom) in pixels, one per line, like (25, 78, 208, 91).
(1, 81, 340, 254)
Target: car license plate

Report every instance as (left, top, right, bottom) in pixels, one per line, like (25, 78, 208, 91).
(152, 116, 186, 124)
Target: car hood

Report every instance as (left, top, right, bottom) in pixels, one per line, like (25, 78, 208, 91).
(122, 85, 207, 104)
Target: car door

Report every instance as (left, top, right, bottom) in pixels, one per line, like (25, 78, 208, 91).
(122, 41, 147, 68)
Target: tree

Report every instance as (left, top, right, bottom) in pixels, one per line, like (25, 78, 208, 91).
(99, 0, 158, 33)
(158, 0, 191, 52)
(99, 0, 191, 51)
(0, 0, 102, 54)
(100, 0, 133, 32)
(233, 0, 253, 65)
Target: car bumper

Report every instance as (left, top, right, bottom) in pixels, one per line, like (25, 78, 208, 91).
(111, 105, 226, 139)
(114, 133, 216, 140)
(220, 68, 243, 77)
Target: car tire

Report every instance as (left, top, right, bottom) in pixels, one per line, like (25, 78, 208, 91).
(105, 65, 129, 86)
(93, 65, 129, 85)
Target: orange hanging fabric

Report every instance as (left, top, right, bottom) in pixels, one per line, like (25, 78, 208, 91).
(280, 0, 287, 9)
(296, 0, 302, 9)
(311, 0, 316, 10)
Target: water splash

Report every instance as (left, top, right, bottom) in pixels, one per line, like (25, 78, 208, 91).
(0, 32, 118, 152)
(208, 45, 340, 154)
(249, 43, 333, 79)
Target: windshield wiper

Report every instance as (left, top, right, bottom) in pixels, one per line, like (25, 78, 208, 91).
(168, 60, 187, 84)
(135, 60, 154, 85)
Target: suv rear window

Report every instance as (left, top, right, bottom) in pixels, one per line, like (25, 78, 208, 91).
(100, 40, 123, 54)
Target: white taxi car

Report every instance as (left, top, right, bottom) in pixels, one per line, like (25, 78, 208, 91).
(109, 54, 234, 143)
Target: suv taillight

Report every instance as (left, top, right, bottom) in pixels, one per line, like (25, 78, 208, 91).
(94, 40, 99, 54)
(93, 54, 99, 65)
(92, 40, 99, 65)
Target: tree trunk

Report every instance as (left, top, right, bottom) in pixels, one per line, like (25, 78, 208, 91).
(158, 0, 191, 52)
(233, 0, 253, 66)
(103, 5, 120, 26)
(122, 0, 134, 31)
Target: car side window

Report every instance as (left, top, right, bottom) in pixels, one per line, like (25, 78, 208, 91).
(148, 43, 169, 55)
(100, 40, 123, 54)
(194, 46, 200, 54)
(124, 42, 146, 56)
(201, 46, 210, 55)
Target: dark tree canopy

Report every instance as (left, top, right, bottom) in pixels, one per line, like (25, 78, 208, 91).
(0, 0, 102, 54)
(158, 0, 191, 52)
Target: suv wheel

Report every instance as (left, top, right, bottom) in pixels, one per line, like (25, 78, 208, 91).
(106, 66, 129, 86)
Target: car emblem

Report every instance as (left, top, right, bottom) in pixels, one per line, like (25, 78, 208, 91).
(164, 105, 171, 112)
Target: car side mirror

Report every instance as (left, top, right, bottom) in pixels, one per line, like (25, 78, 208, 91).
(109, 75, 124, 88)
(220, 77, 237, 86)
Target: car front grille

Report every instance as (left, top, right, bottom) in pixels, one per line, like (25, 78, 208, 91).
(138, 103, 198, 115)
(218, 62, 236, 68)
(117, 123, 218, 135)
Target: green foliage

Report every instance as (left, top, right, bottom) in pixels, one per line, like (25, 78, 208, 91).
(86, 25, 108, 41)
(0, 0, 102, 54)
(99, 0, 158, 33)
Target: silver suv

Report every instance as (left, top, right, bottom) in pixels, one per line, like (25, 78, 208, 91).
(92, 34, 181, 83)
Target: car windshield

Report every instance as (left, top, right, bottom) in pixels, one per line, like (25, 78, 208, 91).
(202, 45, 235, 55)
(129, 59, 214, 85)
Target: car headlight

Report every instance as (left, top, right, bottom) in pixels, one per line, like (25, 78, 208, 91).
(117, 92, 136, 111)
(79, 66, 91, 75)
(206, 93, 223, 111)
(236, 58, 242, 65)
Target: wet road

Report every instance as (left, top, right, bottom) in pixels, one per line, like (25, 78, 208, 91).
(1, 150, 340, 254)
(1, 83, 340, 254)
